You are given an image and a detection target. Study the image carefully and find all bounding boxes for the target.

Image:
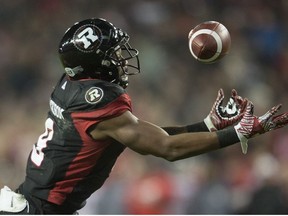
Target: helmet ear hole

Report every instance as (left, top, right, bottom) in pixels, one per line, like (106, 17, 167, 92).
(64, 66, 84, 77)
(102, 60, 111, 67)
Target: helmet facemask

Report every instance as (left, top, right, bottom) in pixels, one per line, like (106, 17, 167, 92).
(99, 31, 140, 88)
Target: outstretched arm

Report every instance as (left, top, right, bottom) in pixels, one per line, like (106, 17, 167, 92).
(90, 111, 237, 161)
(90, 100, 288, 161)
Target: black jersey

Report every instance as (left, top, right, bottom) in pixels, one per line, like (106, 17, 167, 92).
(21, 74, 131, 211)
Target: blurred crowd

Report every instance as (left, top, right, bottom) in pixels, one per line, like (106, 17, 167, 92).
(1, 0, 288, 214)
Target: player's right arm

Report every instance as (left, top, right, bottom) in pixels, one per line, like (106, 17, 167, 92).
(90, 101, 288, 161)
(90, 110, 221, 161)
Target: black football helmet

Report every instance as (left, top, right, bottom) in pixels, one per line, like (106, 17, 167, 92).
(58, 18, 140, 88)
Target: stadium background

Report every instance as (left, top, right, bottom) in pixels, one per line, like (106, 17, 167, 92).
(0, 0, 288, 214)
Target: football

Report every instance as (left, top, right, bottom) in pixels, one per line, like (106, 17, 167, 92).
(188, 21, 231, 63)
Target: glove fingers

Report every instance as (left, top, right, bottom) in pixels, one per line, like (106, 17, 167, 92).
(272, 113, 288, 127)
(273, 104, 282, 113)
(225, 89, 246, 106)
(258, 104, 282, 125)
(231, 89, 239, 104)
(216, 88, 224, 107)
(249, 101, 254, 114)
(267, 104, 282, 119)
(231, 89, 237, 98)
(239, 98, 248, 112)
(243, 101, 254, 116)
(231, 89, 248, 115)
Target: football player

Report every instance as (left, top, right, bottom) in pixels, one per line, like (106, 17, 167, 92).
(1, 18, 288, 214)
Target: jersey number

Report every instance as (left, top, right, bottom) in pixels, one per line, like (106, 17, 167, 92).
(31, 118, 54, 166)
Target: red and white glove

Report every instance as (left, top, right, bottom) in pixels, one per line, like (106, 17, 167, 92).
(204, 89, 248, 131)
(234, 102, 288, 154)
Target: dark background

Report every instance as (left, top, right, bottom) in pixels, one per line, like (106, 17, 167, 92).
(0, 0, 288, 214)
